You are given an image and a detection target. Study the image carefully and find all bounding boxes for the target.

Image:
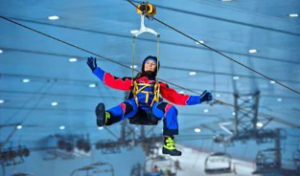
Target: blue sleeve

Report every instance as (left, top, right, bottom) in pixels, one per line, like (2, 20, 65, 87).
(186, 95, 201, 105)
(92, 67, 105, 82)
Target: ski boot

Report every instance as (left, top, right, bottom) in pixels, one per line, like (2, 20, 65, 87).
(95, 103, 111, 127)
(162, 136, 182, 156)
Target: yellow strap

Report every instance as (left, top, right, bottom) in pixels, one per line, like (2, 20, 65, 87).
(136, 83, 154, 86)
(132, 81, 139, 106)
(136, 85, 149, 94)
(150, 82, 160, 107)
(141, 91, 149, 103)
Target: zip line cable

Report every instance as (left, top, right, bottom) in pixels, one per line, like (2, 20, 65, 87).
(0, 16, 298, 129)
(1, 80, 56, 148)
(125, 0, 300, 95)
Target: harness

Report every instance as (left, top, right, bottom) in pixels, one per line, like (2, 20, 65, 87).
(132, 81, 160, 107)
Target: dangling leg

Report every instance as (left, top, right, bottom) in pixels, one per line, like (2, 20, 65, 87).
(95, 98, 138, 127)
(152, 102, 181, 156)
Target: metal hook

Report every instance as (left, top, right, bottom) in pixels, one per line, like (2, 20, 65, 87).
(131, 15, 160, 38)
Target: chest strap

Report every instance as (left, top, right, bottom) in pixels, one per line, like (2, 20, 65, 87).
(132, 81, 160, 107)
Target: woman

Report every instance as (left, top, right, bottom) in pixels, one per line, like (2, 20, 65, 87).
(87, 56, 213, 156)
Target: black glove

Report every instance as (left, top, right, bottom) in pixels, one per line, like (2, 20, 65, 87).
(87, 57, 97, 71)
(200, 90, 213, 103)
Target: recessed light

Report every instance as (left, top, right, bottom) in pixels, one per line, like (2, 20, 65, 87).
(216, 94, 221, 97)
(189, 71, 197, 76)
(89, 83, 96, 88)
(69, 58, 77, 62)
(0, 49, 3, 54)
(0, 100, 4, 104)
(22, 79, 30, 83)
(270, 80, 276, 84)
(203, 109, 209, 113)
(256, 122, 263, 128)
(233, 76, 239, 80)
(48, 15, 59, 20)
(195, 40, 205, 44)
(98, 127, 104, 130)
(51, 102, 58, 106)
(194, 128, 201, 133)
(232, 112, 236, 116)
(249, 49, 257, 54)
(130, 65, 138, 69)
(277, 98, 282, 102)
(289, 14, 299, 18)
(17, 125, 22, 130)
(59, 126, 65, 130)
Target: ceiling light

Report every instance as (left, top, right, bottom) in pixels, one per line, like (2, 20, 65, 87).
(179, 91, 185, 94)
(203, 109, 209, 113)
(98, 127, 103, 130)
(195, 40, 205, 44)
(221, 0, 232, 2)
(130, 65, 138, 69)
(233, 76, 239, 80)
(48, 15, 59, 20)
(249, 49, 257, 54)
(270, 80, 276, 84)
(194, 128, 201, 133)
(189, 71, 197, 76)
(89, 83, 96, 88)
(232, 112, 236, 116)
(17, 125, 22, 130)
(69, 58, 77, 62)
(216, 94, 221, 97)
(256, 122, 263, 128)
(51, 102, 58, 106)
(0, 49, 3, 54)
(0, 100, 4, 104)
(22, 79, 30, 83)
(277, 98, 282, 102)
(289, 14, 299, 18)
(59, 126, 65, 130)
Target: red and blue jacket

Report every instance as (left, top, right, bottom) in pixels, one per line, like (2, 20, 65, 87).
(93, 67, 202, 106)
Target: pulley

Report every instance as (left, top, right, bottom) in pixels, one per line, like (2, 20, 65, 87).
(136, 2, 157, 18)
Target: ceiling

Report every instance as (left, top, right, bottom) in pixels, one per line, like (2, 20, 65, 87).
(0, 0, 299, 148)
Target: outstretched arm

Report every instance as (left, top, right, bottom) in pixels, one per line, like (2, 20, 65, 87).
(87, 57, 132, 91)
(160, 83, 213, 105)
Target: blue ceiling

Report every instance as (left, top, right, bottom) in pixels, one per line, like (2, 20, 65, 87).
(0, 0, 299, 148)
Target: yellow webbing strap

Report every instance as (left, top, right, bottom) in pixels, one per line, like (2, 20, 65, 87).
(132, 81, 139, 106)
(150, 82, 160, 107)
